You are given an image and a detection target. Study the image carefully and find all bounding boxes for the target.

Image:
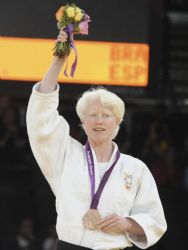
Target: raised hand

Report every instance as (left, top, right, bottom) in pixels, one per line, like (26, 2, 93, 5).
(57, 28, 68, 43)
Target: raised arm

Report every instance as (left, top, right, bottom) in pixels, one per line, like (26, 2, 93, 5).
(38, 30, 68, 93)
(26, 30, 72, 185)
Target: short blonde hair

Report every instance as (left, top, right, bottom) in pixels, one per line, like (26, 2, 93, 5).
(76, 87, 125, 138)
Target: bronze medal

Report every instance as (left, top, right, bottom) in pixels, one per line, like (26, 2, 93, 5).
(82, 209, 101, 230)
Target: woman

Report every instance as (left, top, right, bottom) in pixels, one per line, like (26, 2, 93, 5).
(26, 30, 167, 250)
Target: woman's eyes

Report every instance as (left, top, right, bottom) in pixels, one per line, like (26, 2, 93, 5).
(89, 114, 111, 118)
(103, 114, 111, 118)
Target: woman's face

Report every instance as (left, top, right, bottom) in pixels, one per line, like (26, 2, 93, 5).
(82, 99, 118, 145)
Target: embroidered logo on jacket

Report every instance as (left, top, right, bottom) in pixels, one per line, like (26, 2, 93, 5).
(124, 172, 133, 190)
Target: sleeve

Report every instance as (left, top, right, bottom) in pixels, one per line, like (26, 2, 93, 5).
(126, 164, 167, 249)
(26, 83, 70, 183)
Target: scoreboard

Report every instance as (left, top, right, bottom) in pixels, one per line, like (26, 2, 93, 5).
(0, 37, 149, 86)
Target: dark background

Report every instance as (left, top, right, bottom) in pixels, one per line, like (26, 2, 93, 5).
(0, 0, 150, 41)
(0, 0, 188, 250)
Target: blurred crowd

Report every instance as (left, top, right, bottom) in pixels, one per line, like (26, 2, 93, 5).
(0, 94, 188, 250)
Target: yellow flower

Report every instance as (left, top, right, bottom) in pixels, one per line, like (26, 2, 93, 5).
(74, 12, 84, 22)
(55, 6, 64, 21)
(75, 7, 81, 13)
(66, 7, 75, 18)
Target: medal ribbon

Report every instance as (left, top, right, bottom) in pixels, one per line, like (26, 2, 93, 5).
(85, 141, 120, 209)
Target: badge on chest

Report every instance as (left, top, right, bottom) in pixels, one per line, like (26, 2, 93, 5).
(124, 172, 133, 191)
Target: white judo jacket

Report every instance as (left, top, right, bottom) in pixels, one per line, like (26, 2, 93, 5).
(26, 84, 167, 250)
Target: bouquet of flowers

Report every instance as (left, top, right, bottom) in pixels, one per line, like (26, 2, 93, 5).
(53, 3, 91, 77)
